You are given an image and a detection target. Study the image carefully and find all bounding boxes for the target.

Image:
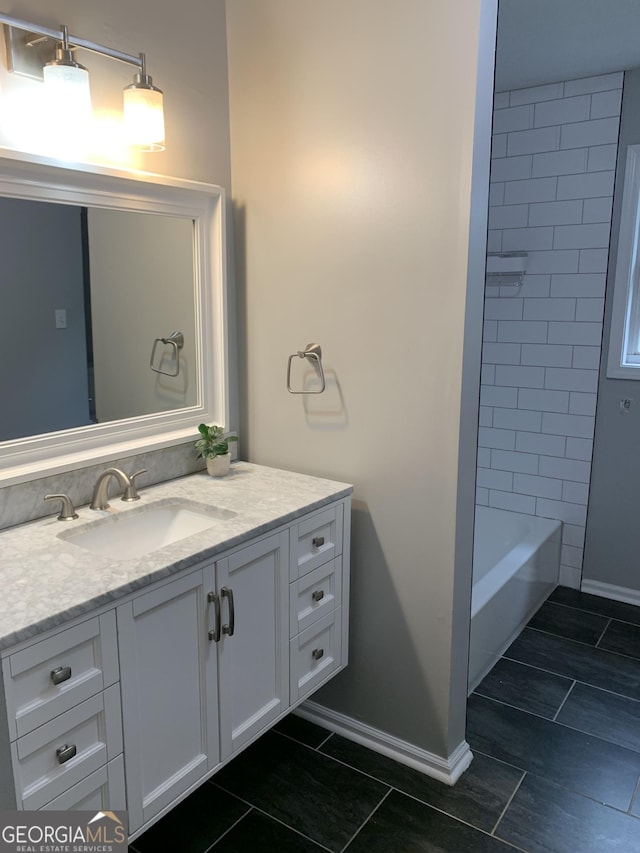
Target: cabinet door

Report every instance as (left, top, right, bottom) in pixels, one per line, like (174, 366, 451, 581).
(117, 566, 218, 832)
(216, 532, 289, 760)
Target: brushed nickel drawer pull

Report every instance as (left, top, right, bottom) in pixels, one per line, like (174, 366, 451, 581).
(312, 648, 324, 661)
(50, 666, 72, 685)
(312, 536, 325, 548)
(312, 590, 325, 602)
(55, 743, 77, 764)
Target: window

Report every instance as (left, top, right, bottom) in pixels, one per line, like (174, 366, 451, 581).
(608, 144, 640, 378)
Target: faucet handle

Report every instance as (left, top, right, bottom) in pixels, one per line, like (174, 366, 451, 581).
(122, 469, 147, 502)
(44, 494, 79, 521)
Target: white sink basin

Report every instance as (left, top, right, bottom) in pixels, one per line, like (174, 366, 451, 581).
(60, 499, 237, 560)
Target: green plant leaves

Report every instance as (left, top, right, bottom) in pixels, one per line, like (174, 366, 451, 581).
(195, 424, 237, 459)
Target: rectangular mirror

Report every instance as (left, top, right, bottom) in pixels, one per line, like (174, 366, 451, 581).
(0, 149, 229, 485)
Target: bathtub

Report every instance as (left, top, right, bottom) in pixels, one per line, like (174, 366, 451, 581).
(468, 506, 561, 694)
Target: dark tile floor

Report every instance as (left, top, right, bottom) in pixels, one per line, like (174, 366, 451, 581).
(129, 587, 640, 852)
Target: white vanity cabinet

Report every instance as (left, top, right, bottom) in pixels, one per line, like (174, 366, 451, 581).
(117, 530, 290, 831)
(0, 484, 351, 842)
(117, 499, 349, 837)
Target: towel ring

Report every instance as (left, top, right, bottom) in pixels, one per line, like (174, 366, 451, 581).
(287, 343, 326, 394)
(150, 331, 184, 377)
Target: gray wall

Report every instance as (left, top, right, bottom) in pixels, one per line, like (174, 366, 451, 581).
(0, 198, 90, 441)
(88, 209, 197, 422)
(226, 0, 496, 762)
(583, 68, 640, 594)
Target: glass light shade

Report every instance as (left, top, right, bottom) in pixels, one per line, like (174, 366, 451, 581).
(42, 62, 92, 129)
(123, 85, 165, 151)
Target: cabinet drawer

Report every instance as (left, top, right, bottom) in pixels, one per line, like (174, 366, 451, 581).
(290, 608, 342, 702)
(290, 558, 341, 637)
(42, 756, 126, 812)
(4, 612, 119, 739)
(12, 684, 123, 810)
(291, 505, 343, 580)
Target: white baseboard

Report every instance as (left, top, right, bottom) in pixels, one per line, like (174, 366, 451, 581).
(580, 579, 640, 607)
(297, 700, 473, 786)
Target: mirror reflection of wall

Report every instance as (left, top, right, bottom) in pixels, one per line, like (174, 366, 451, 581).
(0, 197, 91, 442)
(87, 208, 196, 422)
(0, 198, 196, 443)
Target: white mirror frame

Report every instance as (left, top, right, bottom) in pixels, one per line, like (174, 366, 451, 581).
(0, 149, 229, 486)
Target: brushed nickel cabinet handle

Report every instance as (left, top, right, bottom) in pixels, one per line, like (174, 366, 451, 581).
(312, 648, 324, 661)
(312, 590, 325, 602)
(50, 666, 72, 685)
(312, 536, 325, 548)
(55, 744, 77, 764)
(207, 591, 221, 642)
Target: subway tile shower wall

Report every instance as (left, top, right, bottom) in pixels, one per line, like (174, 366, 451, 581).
(478, 72, 623, 589)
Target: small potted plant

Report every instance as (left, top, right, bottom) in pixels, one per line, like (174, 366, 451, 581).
(195, 423, 238, 477)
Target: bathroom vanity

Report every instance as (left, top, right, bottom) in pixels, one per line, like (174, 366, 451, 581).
(0, 463, 352, 840)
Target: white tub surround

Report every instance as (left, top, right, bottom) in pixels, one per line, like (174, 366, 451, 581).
(479, 72, 623, 588)
(469, 506, 561, 693)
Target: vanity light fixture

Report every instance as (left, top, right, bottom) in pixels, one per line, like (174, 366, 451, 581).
(0, 11, 165, 151)
(123, 53, 165, 152)
(42, 25, 92, 136)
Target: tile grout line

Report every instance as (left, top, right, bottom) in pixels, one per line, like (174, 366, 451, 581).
(202, 805, 254, 853)
(271, 731, 411, 795)
(338, 788, 393, 853)
(285, 738, 532, 844)
(473, 688, 569, 724)
(245, 729, 429, 823)
(471, 747, 640, 822)
(213, 744, 528, 853)
(549, 597, 640, 631)
(594, 616, 612, 648)
(273, 727, 333, 751)
(490, 769, 526, 839)
(208, 782, 335, 852)
(525, 624, 610, 652)
(310, 747, 405, 790)
(316, 730, 335, 750)
(314, 745, 532, 851)
(627, 775, 640, 817)
(500, 650, 640, 704)
(470, 692, 640, 759)
(552, 679, 577, 722)
(371, 785, 530, 852)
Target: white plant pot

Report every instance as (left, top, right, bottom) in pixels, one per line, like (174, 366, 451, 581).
(206, 453, 231, 477)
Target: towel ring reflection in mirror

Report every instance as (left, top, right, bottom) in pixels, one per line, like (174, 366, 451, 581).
(150, 331, 184, 377)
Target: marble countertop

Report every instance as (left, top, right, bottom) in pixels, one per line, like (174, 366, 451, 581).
(0, 462, 352, 652)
